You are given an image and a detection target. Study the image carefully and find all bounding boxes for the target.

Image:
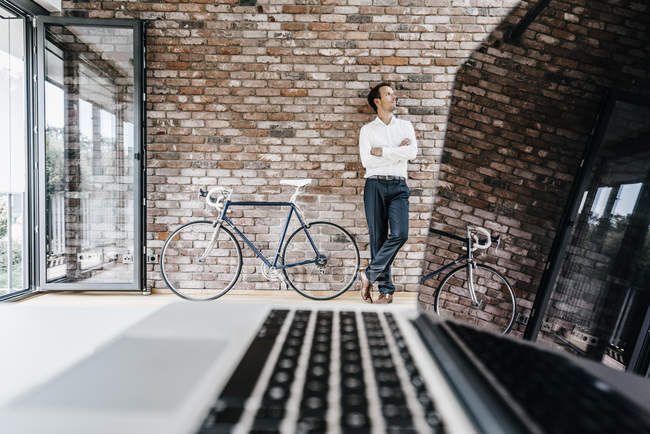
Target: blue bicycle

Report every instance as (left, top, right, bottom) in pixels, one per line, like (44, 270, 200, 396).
(160, 179, 360, 301)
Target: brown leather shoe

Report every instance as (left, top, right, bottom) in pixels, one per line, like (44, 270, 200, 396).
(359, 271, 373, 303)
(375, 293, 393, 304)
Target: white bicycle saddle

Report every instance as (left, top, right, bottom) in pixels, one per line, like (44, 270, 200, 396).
(280, 179, 312, 188)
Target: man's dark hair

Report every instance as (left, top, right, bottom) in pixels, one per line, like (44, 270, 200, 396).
(367, 82, 392, 113)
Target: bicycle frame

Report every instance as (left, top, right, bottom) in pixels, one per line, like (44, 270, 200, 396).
(419, 254, 468, 283)
(420, 227, 482, 307)
(210, 200, 323, 270)
(465, 226, 481, 307)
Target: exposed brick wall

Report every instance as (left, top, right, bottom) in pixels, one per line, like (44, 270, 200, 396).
(60, 0, 519, 292)
(58, 0, 649, 331)
(420, 0, 650, 335)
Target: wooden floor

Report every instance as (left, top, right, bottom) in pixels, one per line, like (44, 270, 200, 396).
(22, 289, 418, 307)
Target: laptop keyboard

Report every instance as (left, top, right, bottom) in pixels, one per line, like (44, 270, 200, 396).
(252, 310, 312, 432)
(446, 322, 650, 434)
(198, 311, 650, 434)
(362, 312, 414, 432)
(201, 309, 290, 431)
(384, 313, 443, 432)
(339, 310, 371, 432)
(197, 310, 445, 434)
(296, 311, 332, 432)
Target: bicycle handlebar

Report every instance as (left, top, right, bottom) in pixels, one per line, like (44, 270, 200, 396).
(199, 186, 232, 209)
(468, 226, 490, 251)
(428, 226, 501, 251)
(198, 182, 306, 214)
(428, 227, 466, 243)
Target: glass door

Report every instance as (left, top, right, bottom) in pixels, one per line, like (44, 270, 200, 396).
(538, 96, 650, 371)
(36, 17, 144, 290)
(0, 6, 28, 297)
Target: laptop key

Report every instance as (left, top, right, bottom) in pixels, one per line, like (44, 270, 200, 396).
(296, 417, 327, 433)
(304, 379, 327, 394)
(426, 410, 444, 430)
(387, 428, 417, 434)
(251, 417, 282, 432)
(255, 405, 285, 420)
(301, 395, 326, 411)
(342, 411, 370, 429)
(210, 398, 246, 423)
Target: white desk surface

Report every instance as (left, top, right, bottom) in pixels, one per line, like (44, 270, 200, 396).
(4, 291, 648, 424)
(0, 304, 163, 406)
(0, 290, 417, 406)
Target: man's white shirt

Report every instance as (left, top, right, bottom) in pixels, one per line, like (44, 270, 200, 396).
(359, 116, 418, 179)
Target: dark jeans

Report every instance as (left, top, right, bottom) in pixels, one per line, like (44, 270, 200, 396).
(363, 178, 410, 295)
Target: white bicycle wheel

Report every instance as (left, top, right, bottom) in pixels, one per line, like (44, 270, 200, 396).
(434, 264, 517, 334)
(160, 220, 242, 301)
(282, 221, 360, 300)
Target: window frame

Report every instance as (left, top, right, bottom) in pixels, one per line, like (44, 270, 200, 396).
(35, 16, 145, 292)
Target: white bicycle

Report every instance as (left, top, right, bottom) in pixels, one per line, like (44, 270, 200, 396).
(420, 226, 517, 334)
(160, 179, 360, 301)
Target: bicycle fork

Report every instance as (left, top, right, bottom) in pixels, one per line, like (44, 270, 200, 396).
(466, 261, 483, 309)
(198, 221, 223, 262)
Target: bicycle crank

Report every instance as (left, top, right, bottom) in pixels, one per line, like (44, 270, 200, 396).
(261, 264, 284, 282)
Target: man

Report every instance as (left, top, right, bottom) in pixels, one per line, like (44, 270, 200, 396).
(358, 82, 418, 304)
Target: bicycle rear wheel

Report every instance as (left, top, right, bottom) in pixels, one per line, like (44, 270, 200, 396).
(160, 220, 242, 301)
(434, 264, 517, 334)
(282, 221, 359, 300)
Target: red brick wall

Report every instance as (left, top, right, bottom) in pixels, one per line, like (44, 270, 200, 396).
(60, 0, 520, 291)
(59, 1, 649, 326)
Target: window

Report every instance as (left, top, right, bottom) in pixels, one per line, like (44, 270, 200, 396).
(537, 98, 650, 373)
(0, 7, 27, 295)
(39, 19, 144, 289)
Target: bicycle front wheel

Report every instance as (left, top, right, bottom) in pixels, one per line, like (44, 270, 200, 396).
(434, 264, 517, 334)
(160, 220, 242, 301)
(282, 221, 360, 300)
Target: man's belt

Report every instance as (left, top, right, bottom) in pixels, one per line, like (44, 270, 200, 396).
(368, 175, 405, 181)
